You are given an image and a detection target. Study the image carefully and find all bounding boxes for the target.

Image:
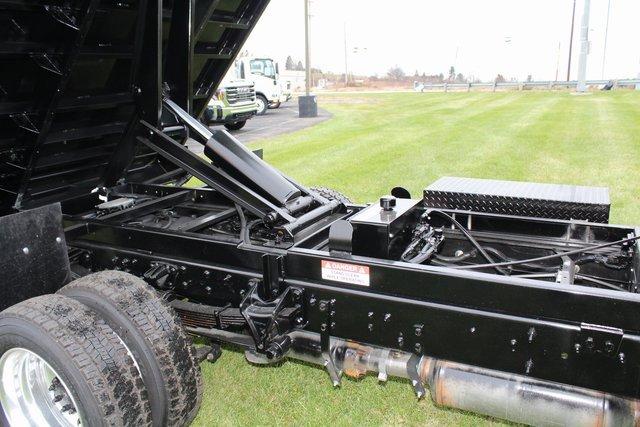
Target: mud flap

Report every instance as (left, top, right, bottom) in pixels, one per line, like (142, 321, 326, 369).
(0, 203, 70, 311)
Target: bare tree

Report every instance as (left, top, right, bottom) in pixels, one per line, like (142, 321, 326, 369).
(387, 66, 405, 81)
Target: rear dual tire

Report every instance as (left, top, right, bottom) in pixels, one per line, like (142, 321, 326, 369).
(0, 294, 152, 426)
(58, 271, 203, 427)
(0, 271, 203, 426)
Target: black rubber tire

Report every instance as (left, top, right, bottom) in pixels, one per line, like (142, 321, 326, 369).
(224, 120, 246, 131)
(255, 94, 268, 115)
(0, 294, 152, 426)
(310, 186, 352, 204)
(58, 271, 202, 427)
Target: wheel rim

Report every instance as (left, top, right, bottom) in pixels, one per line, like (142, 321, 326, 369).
(0, 348, 85, 427)
(256, 98, 265, 113)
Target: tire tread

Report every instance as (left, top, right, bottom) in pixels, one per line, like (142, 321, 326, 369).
(60, 271, 202, 426)
(1, 294, 152, 426)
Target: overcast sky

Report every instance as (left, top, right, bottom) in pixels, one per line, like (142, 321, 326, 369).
(243, 0, 640, 81)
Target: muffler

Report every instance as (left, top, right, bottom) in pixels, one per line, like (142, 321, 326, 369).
(420, 357, 640, 427)
(284, 332, 640, 426)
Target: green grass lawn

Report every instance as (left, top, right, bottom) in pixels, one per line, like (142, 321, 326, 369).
(191, 91, 640, 426)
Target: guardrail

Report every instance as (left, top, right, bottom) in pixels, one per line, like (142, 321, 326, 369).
(414, 79, 640, 92)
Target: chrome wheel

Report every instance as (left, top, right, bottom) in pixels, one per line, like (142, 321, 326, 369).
(0, 348, 84, 426)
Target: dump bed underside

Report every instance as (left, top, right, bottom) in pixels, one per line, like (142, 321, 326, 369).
(0, 0, 268, 213)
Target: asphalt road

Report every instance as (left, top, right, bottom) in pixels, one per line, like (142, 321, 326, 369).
(187, 101, 331, 154)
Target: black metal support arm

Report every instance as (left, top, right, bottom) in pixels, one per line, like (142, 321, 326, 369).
(138, 120, 293, 222)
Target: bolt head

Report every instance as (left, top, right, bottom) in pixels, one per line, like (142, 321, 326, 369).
(22, 247, 29, 255)
(604, 340, 615, 353)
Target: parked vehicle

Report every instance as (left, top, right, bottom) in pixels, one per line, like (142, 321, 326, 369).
(203, 80, 257, 131)
(235, 57, 288, 114)
(0, 1, 639, 427)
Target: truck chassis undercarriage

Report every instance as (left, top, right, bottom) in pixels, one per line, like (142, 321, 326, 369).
(1, 0, 640, 425)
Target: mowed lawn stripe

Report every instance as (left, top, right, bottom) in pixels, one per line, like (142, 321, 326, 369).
(257, 93, 523, 194)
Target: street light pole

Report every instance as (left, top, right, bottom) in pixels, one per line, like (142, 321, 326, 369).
(566, 0, 577, 81)
(343, 23, 348, 85)
(304, 0, 311, 96)
(555, 42, 561, 82)
(601, 0, 611, 79)
(298, 0, 317, 117)
(576, 0, 591, 92)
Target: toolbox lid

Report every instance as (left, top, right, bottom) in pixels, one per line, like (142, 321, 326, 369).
(424, 176, 611, 223)
(0, 0, 269, 213)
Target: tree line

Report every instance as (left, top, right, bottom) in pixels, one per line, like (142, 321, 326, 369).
(283, 53, 525, 84)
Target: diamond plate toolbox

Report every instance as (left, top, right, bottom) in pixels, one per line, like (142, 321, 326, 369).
(423, 177, 610, 223)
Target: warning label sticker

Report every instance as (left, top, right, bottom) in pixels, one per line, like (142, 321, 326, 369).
(321, 260, 370, 287)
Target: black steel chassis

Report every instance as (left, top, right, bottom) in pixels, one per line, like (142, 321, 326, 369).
(2, 0, 640, 417)
(62, 175, 640, 400)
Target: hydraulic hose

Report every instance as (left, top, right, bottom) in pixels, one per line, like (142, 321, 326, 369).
(453, 235, 640, 271)
(426, 210, 509, 275)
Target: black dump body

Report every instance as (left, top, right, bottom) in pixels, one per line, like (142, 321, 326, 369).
(0, 0, 269, 214)
(1, 1, 640, 424)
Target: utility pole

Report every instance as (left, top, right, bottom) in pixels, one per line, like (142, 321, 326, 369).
(566, 0, 577, 81)
(304, 0, 311, 96)
(299, 0, 317, 117)
(343, 23, 348, 85)
(601, 0, 611, 79)
(576, 0, 591, 92)
(555, 42, 561, 82)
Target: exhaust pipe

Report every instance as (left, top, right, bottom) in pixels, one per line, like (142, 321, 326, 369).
(420, 358, 640, 427)
(283, 332, 640, 426)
